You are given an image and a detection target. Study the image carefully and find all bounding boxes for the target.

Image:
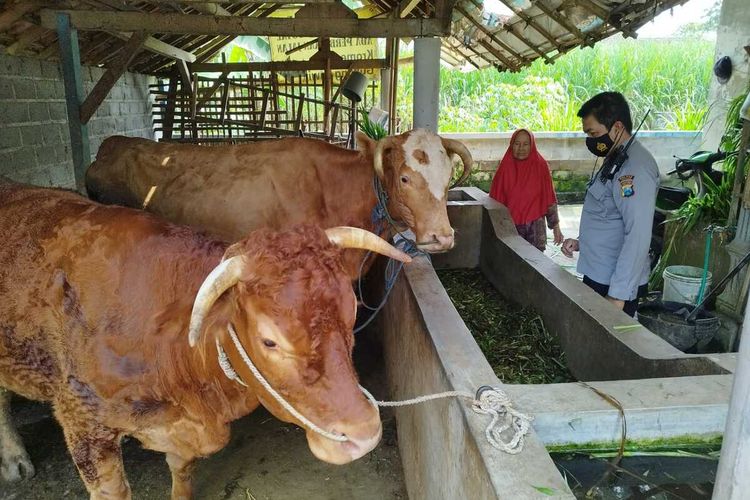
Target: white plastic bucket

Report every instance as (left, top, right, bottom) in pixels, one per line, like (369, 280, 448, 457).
(662, 265, 712, 305)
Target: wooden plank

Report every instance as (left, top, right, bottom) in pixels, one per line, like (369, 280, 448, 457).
(0, 1, 42, 33)
(398, 0, 421, 18)
(5, 24, 47, 55)
(56, 13, 90, 193)
(532, 0, 586, 45)
(328, 104, 339, 141)
(496, 0, 560, 50)
(259, 90, 269, 128)
(294, 93, 305, 132)
(190, 59, 387, 73)
(108, 32, 197, 62)
(40, 10, 450, 37)
(80, 32, 147, 124)
(575, 0, 637, 38)
(455, 5, 521, 70)
(219, 79, 230, 124)
(138, 0, 334, 3)
(195, 71, 228, 113)
(163, 73, 178, 139)
(176, 59, 192, 95)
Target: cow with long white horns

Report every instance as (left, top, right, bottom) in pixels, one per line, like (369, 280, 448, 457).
(0, 180, 410, 499)
(85, 129, 473, 277)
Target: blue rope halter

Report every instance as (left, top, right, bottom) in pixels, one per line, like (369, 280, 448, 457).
(353, 175, 428, 333)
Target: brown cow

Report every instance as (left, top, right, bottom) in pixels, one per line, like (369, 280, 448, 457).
(0, 180, 410, 499)
(85, 129, 473, 277)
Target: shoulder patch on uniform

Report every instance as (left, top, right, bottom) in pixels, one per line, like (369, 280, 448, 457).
(619, 175, 634, 198)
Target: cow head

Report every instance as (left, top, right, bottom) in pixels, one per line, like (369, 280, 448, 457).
(187, 226, 411, 464)
(357, 129, 473, 253)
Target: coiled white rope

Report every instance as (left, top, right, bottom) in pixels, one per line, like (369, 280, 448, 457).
(222, 325, 533, 454)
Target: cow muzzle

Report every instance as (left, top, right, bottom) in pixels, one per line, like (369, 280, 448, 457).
(417, 229, 455, 253)
(306, 417, 382, 465)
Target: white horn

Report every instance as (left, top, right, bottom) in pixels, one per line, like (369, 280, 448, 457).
(325, 226, 412, 263)
(188, 255, 245, 347)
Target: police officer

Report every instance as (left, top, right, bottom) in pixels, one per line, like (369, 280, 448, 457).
(561, 92, 658, 316)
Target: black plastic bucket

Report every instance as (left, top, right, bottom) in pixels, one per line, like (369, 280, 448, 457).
(637, 300, 720, 352)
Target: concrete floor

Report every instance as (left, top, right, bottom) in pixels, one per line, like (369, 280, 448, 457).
(544, 204, 582, 278)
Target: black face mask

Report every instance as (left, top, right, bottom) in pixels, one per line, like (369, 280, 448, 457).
(586, 131, 614, 157)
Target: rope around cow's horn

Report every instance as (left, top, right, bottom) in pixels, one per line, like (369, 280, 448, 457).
(222, 324, 533, 454)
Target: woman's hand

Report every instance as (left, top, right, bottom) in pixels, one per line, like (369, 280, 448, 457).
(552, 225, 564, 245)
(561, 238, 579, 258)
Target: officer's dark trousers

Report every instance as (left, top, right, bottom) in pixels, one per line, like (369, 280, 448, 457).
(582, 276, 648, 317)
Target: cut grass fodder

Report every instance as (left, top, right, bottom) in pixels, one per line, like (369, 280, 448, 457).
(437, 269, 574, 384)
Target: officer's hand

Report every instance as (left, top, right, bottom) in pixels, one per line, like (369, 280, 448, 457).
(561, 238, 579, 257)
(553, 225, 564, 246)
(606, 296, 625, 310)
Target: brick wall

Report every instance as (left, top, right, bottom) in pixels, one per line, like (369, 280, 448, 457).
(0, 53, 155, 189)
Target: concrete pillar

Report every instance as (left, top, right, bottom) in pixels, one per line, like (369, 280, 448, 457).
(713, 303, 750, 499)
(413, 37, 441, 133)
(701, 0, 750, 150)
(379, 68, 391, 112)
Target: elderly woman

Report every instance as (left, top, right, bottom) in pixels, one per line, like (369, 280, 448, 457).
(489, 129, 563, 251)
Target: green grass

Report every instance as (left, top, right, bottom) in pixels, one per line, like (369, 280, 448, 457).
(396, 38, 713, 132)
(437, 269, 574, 384)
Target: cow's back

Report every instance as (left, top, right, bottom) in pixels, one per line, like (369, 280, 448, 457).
(86, 136, 370, 242)
(0, 181, 221, 406)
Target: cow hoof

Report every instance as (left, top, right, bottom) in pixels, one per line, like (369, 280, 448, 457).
(1, 454, 35, 482)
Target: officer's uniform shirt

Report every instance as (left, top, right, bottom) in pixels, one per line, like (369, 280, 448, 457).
(577, 140, 659, 301)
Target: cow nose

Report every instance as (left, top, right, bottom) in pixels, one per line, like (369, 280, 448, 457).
(428, 231, 455, 250)
(339, 425, 383, 460)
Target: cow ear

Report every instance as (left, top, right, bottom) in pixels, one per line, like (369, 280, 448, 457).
(356, 131, 375, 155)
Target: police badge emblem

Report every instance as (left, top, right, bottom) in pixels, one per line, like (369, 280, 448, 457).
(618, 175, 634, 198)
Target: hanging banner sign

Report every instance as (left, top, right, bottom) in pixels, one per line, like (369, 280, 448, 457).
(268, 6, 382, 82)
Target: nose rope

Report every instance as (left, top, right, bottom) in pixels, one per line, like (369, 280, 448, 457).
(220, 324, 533, 454)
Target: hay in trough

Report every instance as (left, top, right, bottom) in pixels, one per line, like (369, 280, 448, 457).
(437, 269, 574, 384)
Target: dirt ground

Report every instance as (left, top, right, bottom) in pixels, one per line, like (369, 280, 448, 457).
(1, 334, 407, 500)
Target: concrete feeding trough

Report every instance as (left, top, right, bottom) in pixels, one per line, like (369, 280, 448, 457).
(374, 187, 734, 499)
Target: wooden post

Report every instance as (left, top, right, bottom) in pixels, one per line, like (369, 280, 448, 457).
(388, 38, 400, 134)
(295, 93, 305, 132)
(80, 32, 147, 124)
(163, 71, 178, 140)
(321, 38, 332, 136)
(56, 13, 90, 193)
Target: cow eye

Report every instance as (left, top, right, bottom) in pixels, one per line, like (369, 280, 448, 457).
(400, 175, 410, 184)
(262, 339, 277, 348)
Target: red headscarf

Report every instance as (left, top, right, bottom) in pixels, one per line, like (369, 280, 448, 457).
(489, 129, 557, 225)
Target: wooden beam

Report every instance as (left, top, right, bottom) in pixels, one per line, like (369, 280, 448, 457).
(187, 3, 232, 16)
(40, 10, 450, 37)
(0, 1, 42, 33)
(189, 59, 388, 73)
(135, 0, 334, 3)
(532, 0, 586, 45)
(80, 32, 147, 124)
(444, 40, 480, 70)
(575, 0, 637, 38)
(108, 31, 196, 62)
(161, 72, 178, 140)
(398, 0, 421, 18)
(56, 13, 90, 193)
(5, 24, 47, 55)
(455, 6, 521, 70)
(496, 0, 560, 50)
(195, 71, 228, 114)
